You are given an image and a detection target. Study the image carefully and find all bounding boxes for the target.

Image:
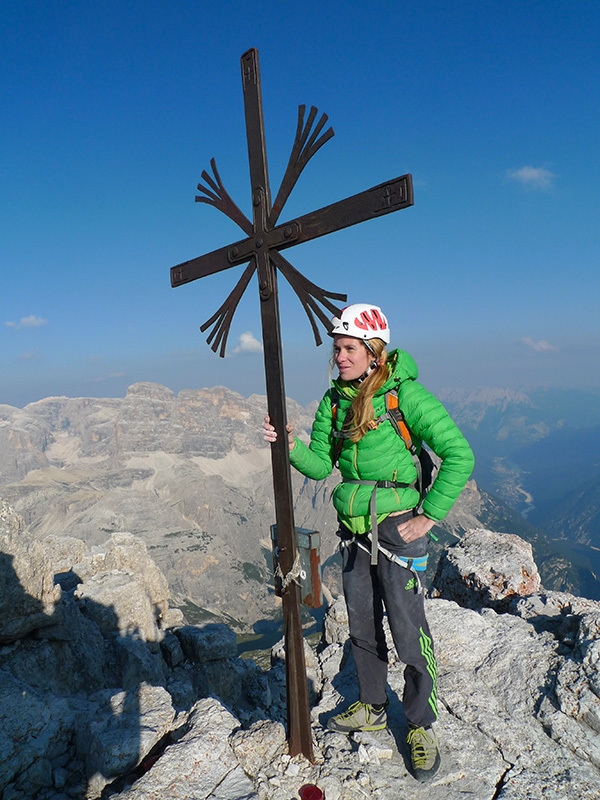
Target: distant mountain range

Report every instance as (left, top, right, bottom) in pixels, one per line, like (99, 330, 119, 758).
(1, 382, 599, 630)
(439, 386, 600, 598)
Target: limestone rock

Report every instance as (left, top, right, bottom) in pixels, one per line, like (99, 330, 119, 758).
(3, 496, 600, 800)
(115, 698, 249, 800)
(0, 504, 184, 799)
(75, 571, 162, 644)
(0, 501, 62, 642)
(100, 532, 171, 610)
(79, 684, 176, 799)
(175, 622, 237, 662)
(322, 594, 349, 646)
(160, 630, 185, 667)
(0, 670, 74, 791)
(230, 719, 287, 779)
(430, 527, 542, 610)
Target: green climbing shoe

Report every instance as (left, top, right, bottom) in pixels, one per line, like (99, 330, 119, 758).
(407, 726, 441, 781)
(327, 701, 388, 733)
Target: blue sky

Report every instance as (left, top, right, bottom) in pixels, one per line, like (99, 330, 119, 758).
(2, 0, 599, 408)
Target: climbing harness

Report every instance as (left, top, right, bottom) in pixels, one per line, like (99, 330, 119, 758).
(343, 478, 412, 565)
(339, 532, 428, 592)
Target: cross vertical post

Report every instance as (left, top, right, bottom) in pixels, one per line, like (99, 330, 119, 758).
(241, 48, 314, 760)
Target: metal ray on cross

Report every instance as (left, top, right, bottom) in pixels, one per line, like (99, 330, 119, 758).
(170, 47, 413, 760)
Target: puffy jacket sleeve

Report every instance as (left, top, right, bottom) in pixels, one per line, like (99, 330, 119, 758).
(399, 381, 475, 520)
(288, 391, 336, 481)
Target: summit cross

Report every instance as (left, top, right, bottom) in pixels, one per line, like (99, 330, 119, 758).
(170, 48, 413, 760)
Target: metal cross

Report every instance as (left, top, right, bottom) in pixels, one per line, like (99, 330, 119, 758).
(170, 48, 413, 760)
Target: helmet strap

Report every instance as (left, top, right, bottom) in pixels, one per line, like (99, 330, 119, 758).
(354, 340, 379, 384)
(355, 358, 379, 385)
(363, 340, 377, 357)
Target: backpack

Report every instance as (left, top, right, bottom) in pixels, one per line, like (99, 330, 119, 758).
(331, 386, 436, 502)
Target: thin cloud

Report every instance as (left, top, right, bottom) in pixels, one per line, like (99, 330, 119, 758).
(520, 337, 558, 353)
(5, 315, 48, 329)
(233, 331, 263, 354)
(507, 166, 556, 191)
(18, 350, 44, 361)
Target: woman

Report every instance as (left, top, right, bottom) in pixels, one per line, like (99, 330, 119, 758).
(263, 303, 474, 782)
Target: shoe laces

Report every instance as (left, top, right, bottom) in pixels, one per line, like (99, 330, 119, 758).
(407, 727, 437, 768)
(338, 701, 365, 720)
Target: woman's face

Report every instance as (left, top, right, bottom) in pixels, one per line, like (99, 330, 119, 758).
(333, 335, 371, 381)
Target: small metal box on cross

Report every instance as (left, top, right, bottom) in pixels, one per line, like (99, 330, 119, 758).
(170, 48, 413, 761)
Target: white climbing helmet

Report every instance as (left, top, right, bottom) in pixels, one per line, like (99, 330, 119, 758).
(329, 304, 390, 344)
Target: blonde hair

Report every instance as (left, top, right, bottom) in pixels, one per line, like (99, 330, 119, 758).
(331, 338, 389, 442)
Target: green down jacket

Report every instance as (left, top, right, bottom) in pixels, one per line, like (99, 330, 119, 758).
(289, 349, 475, 535)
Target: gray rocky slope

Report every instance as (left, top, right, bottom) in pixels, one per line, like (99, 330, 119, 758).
(2, 499, 600, 800)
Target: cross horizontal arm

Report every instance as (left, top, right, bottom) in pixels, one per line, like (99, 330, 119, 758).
(281, 174, 414, 247)
(170, 238, 251, 287)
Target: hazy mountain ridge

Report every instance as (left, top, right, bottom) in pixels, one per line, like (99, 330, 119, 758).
(438, 386, 600, 468)
(504, 424, 600, 537)
(437, 386, 600, 599)
(440, 387, 600, 529)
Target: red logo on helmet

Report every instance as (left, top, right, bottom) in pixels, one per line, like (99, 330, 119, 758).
(353, 308, 387, 333)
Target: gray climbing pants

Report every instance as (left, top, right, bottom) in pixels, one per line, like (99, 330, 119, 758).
(339, 511, 438, 728)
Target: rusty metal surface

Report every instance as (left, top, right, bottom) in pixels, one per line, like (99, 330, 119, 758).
(271, 526, 323, 609)
(169, 47, 413, 760)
